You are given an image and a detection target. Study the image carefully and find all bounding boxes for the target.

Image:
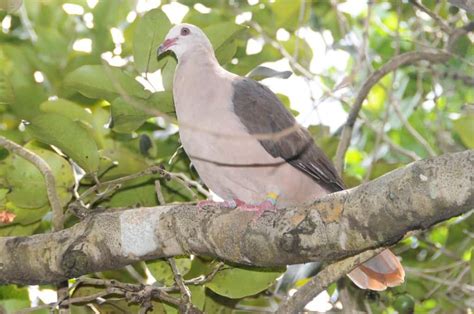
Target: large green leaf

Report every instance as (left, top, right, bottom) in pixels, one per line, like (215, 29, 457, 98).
(40, 98, 94, 125)
(133, 9, 171, 73)
(0, 71, 14, 104)
(147, 257, 192, 286)
(215, 40, 237, 65)
(0, 221, 41, 237)
(163, 285, 205, 313)
(247, 66, 292, 81)
(0, 284, 35, 314)
(110, 91, 174, 133)
(95, 145, 149, 181)
(270, 0, 309, 31)
(206, 264, 283, 299)
(64, 65, 150, 101)
(453, 114, 474, 148)
(27, 113, 100, 173)
(5, 141, 74, 209)
(104, 181, 158, 207)
(204, 23, 247, 52)
(5, 203, 50, 225)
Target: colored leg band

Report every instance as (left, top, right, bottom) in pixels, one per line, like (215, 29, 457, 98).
(265, 192, 279, 205)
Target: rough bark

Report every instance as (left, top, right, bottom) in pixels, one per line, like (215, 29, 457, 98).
(0, 150, 472, 285)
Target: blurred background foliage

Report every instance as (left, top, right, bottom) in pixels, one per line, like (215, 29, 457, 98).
(0, 0, 473, 313)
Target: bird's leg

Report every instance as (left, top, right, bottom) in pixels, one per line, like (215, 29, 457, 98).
(197, 199, 238, 209)
(237, 192, 278, 219)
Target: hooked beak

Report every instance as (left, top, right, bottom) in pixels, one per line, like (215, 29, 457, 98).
(157, 37, 177, 57)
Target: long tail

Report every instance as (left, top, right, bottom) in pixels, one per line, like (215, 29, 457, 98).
(347, 249, 405, 291)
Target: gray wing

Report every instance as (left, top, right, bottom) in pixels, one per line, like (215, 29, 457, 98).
(232, 78, 345, 192)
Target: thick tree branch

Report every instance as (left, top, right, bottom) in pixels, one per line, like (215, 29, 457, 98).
(0, 151, 472, 285)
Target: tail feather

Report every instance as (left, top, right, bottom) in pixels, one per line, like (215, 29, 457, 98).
(347, 249, 405, 291)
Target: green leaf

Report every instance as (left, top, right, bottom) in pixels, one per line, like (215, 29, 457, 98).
(104, 181, 158, 207)
(248, 66, 292, 81)
(470, 248, 474, 283)
(0, 221, 41, 236)
(110, 91, 174, 133)
(95, 145, 149, 182)
(64, 65, 150, 101)
(27, 113, 100, 173)
(215, 41, 237, 65)
(206, 264, 283, 299)
(5, 141, 74, 208)
(163, 285, 205, 313)
(0, 71, 14, 104)
(453, 114, 474, 148)
(147, 257, 191, 286)
(40, 98, 94, 125)
(271, 0, 309, 31)
(5, 203, 50, 225)
(0, 284, 31, 314)
(203, 23, 247, 52)
(111, 97, 149, 133)
(10, 84, 47, 120)
(203, 291, 234, 313)
(133, 9, 171, 73)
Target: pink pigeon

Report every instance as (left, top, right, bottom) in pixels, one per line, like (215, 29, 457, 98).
(157, 23, 404, 291)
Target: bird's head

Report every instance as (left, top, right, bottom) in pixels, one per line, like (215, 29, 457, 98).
(157, 23, 213, 60)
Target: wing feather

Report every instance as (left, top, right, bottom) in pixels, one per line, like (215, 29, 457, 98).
(232, 78, 344, 192)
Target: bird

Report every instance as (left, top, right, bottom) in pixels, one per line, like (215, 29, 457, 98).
(157, 23, 405, 291)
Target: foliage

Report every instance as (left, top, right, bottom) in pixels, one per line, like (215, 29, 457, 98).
(0, 0, 473, 313)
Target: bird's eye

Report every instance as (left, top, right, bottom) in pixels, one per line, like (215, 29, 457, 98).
(181, 27, 190, 36)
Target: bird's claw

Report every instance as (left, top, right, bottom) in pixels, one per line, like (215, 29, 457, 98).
(237, 199, 277, 220)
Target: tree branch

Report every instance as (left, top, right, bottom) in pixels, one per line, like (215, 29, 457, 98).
(334, 51, 450, 173)
(0, 151, 472, 285)
(334, 19, 474, 174)
(277, 248, 385, 314)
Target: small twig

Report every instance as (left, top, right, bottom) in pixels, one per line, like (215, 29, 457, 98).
(170, 172, 210, 198)
(184, 261, 225, 286)
(77, 277, 182, 305)
(364, 3, 401, 181)
(405, 267, 473, 294)
(292, 0, 306, 61)
(335, 20, 474, 173)
(168, 258, 192, 312)
(18, 5, 37, 42)
(79, 165, 166, 201)
(80, 165, 209, 204)
(277, 248, 385, 314)
(334, 51, 449, 173)
(360, 114, 421, 161)
(410, 0, 453, 34)
(155, 181, 166, 205)
(391, 98, 437, 157)
(15, 290, 121, 314)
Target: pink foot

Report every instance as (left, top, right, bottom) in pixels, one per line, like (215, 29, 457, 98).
(236, 199, 277, 220)
(197, 199, 237, 209)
